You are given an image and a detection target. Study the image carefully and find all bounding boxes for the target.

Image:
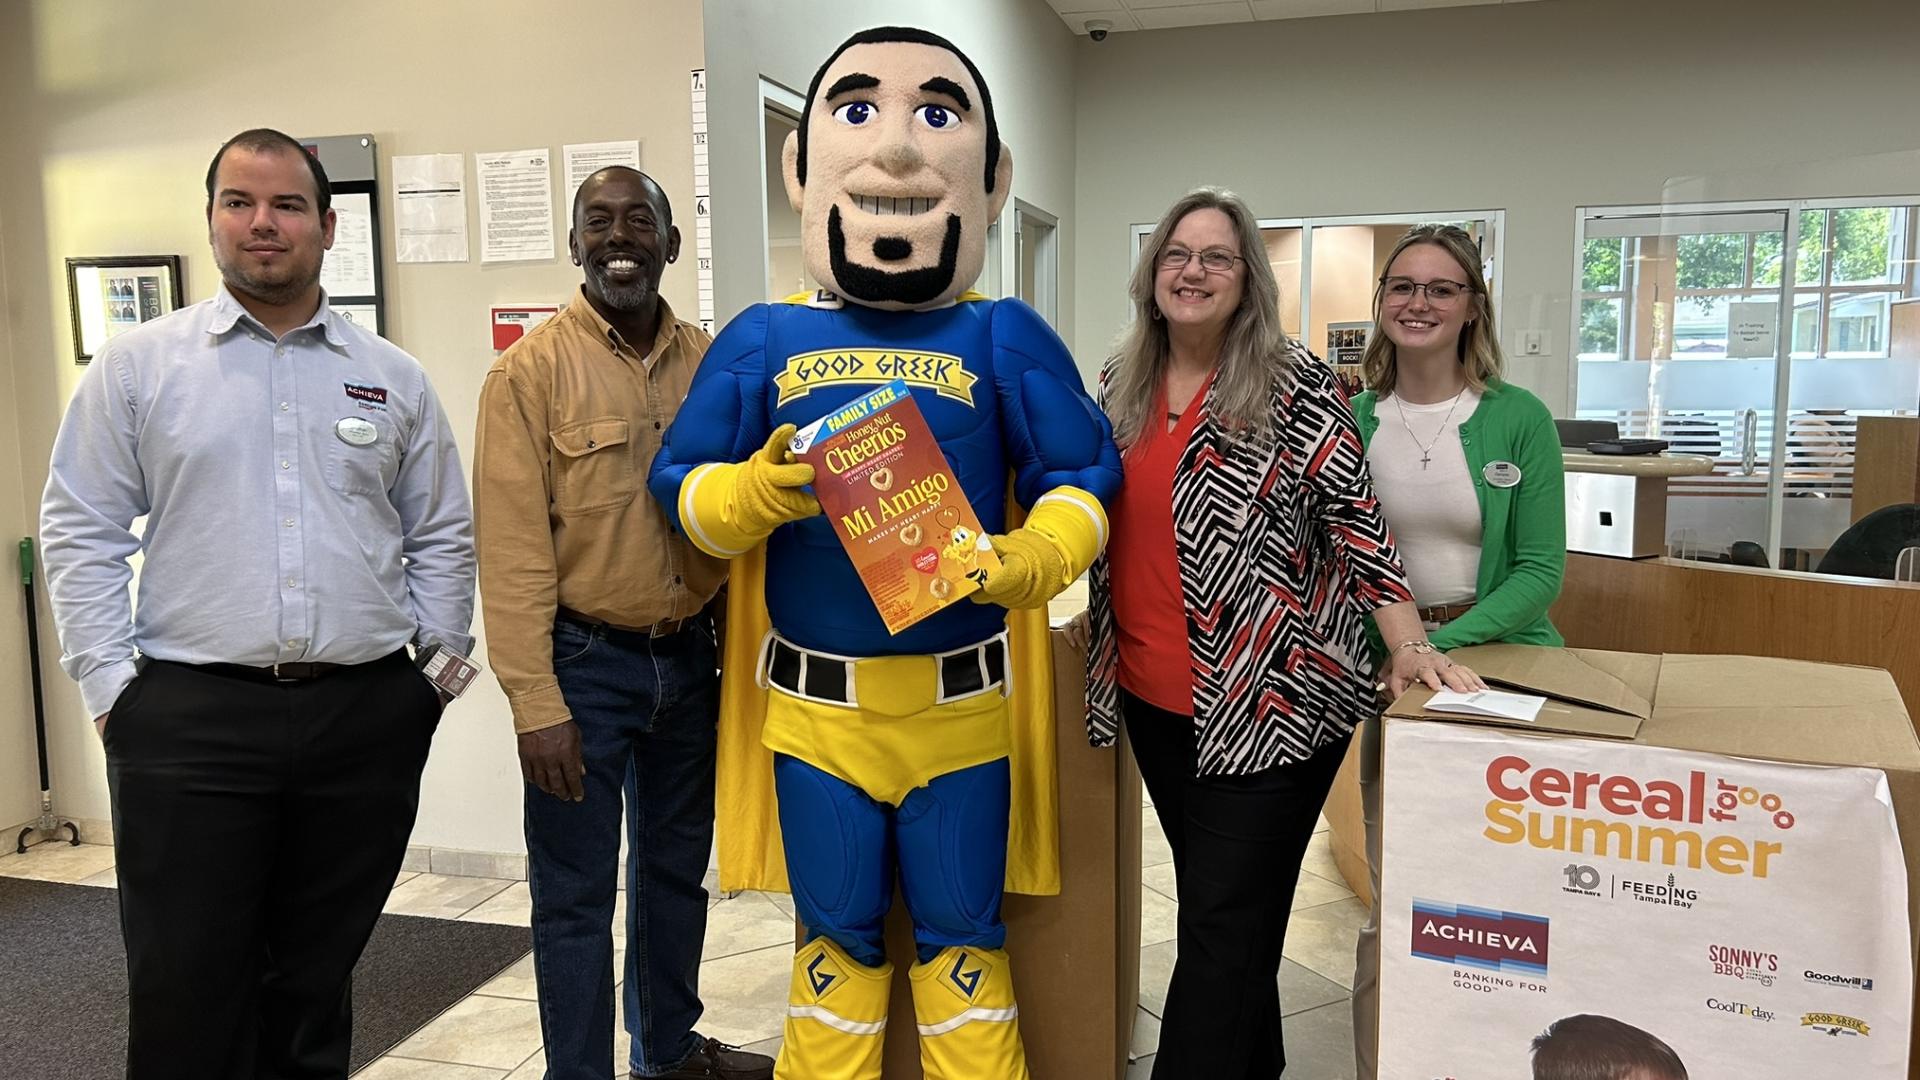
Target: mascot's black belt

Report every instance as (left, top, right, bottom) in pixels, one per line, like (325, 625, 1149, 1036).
(764, 634, 1008, 707)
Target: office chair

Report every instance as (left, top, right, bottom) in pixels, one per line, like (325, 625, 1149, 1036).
(1815, 504, 1920, 580)
(1728, 541, 1770, 568)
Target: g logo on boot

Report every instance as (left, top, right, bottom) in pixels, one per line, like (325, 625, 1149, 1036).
(948, 952, 984, 999)
(807, 950, 841, 998)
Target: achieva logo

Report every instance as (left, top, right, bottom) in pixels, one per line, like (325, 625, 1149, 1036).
(1411, 899, 1548, 976)
(1481, 754, 1796, 879)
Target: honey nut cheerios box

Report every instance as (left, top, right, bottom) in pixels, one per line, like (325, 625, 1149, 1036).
(788, 379, 1002, 635)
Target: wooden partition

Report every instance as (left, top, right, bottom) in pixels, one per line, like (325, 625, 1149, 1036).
(1550, 554, 1920, 721)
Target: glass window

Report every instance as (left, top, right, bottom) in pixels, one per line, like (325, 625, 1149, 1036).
(1753, 210, 1824, 287)
(1582, 238, 1624, 292)
(1676, 233, 1748, 291)
(1580, 298, 1623, 360)
(1830, 207, 1898, 286)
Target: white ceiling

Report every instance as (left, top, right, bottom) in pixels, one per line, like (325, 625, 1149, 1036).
(1048, 0, 1550, 36)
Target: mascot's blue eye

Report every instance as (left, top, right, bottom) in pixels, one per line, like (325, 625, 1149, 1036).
(833, 102, 874, 125)
(916, 105, 958, 130)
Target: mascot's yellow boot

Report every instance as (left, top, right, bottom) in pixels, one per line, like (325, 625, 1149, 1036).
(909, 945, 1031, 1080)
(776, 937, 891, 1080)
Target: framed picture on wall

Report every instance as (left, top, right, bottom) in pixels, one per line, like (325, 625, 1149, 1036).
(65, 255, 186, 364)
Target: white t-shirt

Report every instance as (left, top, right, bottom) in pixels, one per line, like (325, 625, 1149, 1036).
(1367, 389, 1483, 608)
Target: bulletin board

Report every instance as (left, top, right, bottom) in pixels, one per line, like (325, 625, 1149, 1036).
(300, 134, 386, 337)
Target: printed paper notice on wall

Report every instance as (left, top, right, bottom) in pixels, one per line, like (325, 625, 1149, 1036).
(563, 140, 641, 207)
(476, 149, 555, 263)
(393, 153, 469, 264)
(491, 305, 561, 352)
(1726, 302, 1779, 358)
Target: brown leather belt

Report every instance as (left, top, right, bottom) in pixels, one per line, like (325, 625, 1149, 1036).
(556, 605, 697, 638)
(1417, 602, 1475, 625)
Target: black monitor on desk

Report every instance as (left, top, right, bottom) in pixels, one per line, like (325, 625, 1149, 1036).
(1555, 418, 1620, 448)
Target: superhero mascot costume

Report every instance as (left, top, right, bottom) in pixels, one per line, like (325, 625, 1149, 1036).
(649, 26, 1120, 1080)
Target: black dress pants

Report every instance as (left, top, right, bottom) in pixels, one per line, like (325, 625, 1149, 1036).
(1123, 690, 1350, 1080)
(104, 652, 440, 1080)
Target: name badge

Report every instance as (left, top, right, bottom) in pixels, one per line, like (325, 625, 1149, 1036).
(1483, 461, 1522, 488)
(335, 417, 379, 447)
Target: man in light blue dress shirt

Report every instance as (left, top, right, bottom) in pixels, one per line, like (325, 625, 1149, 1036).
(39, 128, 475, 1080)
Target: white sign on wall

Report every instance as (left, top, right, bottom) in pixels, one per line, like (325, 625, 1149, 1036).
(1379, 721, 1911, 1079)
(1727, 301, 1780, 358)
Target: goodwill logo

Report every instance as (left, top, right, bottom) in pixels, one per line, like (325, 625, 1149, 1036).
(1481, 754, 1798, 879)
(1411, 900, 1548, 976)
(1805, 969, 1874, 991)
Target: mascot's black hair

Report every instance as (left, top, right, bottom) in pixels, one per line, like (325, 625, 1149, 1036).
(795, 26, 1002, 195)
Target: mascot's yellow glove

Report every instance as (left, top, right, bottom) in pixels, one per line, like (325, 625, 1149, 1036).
(972, 485, 1110, 610)
(677, 424, 821, 559)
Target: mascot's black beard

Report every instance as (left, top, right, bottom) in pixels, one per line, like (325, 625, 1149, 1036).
(827, 206, 962, 306)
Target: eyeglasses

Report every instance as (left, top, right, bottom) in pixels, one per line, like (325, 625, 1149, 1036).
(1158, 247, 1245, 274)
(1379, 276, 1473, 307)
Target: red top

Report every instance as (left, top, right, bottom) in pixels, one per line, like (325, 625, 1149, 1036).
(1108, 382, 1207, 715)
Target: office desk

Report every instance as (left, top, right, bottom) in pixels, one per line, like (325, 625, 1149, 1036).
(1561, 450, 1714, 559)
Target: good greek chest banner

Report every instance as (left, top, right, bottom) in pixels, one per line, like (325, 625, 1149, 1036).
(1378, 720, 1912, 1079)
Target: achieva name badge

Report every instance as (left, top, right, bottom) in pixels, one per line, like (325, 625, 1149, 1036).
(789, 380, 1001, 635)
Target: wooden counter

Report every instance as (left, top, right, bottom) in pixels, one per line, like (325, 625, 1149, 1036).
(1550, 553, 1920, 720)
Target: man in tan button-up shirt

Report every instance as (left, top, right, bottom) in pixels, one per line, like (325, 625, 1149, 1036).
(473, 167, 771, 1080)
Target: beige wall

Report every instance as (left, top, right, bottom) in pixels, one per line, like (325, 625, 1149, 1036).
(1, 125, 39, 828)
(1073, 0, 1920, 412)
(1, 0, 705, 855)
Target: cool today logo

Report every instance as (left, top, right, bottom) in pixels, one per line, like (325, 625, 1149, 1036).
(1706, 998, 1775, 1022)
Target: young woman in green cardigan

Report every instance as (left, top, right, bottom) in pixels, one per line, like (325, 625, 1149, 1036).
(1348, 224, 1566, 1079)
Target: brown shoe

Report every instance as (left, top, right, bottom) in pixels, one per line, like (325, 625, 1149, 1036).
(639, 1036, 775, 1080)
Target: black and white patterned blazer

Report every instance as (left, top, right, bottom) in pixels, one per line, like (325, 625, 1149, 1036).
(1085, 344, 1412, 776)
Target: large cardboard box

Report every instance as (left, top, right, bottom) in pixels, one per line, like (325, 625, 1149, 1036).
(816, 630, 1142, 1078)
(1379, 646, 1920, 1078)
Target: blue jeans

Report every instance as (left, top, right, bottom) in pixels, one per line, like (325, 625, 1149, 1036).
(527, 614, 719, 1079)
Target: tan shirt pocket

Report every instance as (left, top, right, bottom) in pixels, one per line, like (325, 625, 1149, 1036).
(550, 417, 635, 515)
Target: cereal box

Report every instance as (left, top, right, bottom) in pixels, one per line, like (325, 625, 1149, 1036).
(788, 380, 1002, 634)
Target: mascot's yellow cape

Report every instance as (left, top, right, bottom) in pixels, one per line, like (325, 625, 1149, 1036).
(713, 511, 1062, 897)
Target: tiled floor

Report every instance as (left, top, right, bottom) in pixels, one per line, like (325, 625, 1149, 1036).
(0, 804, 1364, 1079)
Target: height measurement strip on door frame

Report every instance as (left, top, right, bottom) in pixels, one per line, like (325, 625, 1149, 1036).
(690, 68, 714, 335)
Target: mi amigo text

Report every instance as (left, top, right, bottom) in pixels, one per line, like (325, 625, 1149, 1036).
(1481, 755, 1794, 878)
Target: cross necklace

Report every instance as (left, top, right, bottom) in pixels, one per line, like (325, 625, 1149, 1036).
(1393, 387, 1466, 470)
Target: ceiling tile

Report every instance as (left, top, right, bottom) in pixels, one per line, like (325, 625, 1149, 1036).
(1131, 2, 1258, 30)
(1378, 0, 1488, 9)
(1054, 7, 1142, 31)
(1249, 0, 1375, 18)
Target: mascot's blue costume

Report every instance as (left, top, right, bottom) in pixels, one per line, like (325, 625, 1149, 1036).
(650, 26, 1119, 1080)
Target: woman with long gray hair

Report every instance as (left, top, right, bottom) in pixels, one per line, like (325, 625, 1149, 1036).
(1073, 188, 1483, 1077)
